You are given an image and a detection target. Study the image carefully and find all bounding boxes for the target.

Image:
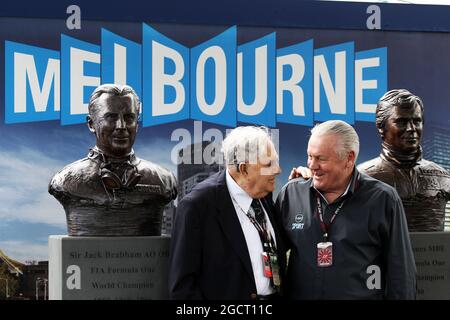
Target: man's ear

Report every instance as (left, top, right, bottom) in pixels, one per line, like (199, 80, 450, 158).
(347, 150, 356, 168)
(376, 124, 384, 139)
(87, 115, 95, 133)
(238, 163, 248, 175)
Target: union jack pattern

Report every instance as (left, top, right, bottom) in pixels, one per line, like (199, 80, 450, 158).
(317, 243, 333, 267)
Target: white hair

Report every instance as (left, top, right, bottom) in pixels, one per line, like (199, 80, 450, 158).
(310, 120, 360, 160)
(222, 126, 273, 166)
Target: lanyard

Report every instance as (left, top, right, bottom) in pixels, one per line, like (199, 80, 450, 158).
(231, 196, 276, 252)
(315, 172, 360, 241)
(316, 195, 345, 242)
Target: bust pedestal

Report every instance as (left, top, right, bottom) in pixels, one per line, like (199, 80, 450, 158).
(410, 232, 450, 300)
(49, 235, 170, 300)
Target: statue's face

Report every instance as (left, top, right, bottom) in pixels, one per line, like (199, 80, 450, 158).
(383, 104, 423, 153)
(88, 93, 138, 157)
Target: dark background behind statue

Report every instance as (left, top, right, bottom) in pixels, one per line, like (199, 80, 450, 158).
(48, 84, 177, 236)
(358, 89, 450, 232)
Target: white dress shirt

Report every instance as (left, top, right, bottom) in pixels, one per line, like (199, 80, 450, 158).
(225, 169, 276, 295)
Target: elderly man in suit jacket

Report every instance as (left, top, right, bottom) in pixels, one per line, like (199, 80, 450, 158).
(169, 126, 286, 300)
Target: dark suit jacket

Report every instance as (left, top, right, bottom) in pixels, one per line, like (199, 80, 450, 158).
(168, 170, 287, 300)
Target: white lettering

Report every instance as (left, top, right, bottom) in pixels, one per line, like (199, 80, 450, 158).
(152, 41, 185, 116)
(14, 53, 60, 113)
(237, 45, 268, 116)
(366, 264, 381, 290)
(276, 53, 305, 116)
(196, 46, 227, 116)
(66, 5, 81, 30)
(114, 43, 127, 85)
(314, 51, 346, 115)
(66, 265, 81, 290)
(355, 57, 379, 114)
(366, 5, 381, 30)
(70, 47, 100, 115)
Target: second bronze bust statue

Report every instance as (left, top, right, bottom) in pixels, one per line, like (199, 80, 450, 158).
(358, 89, 450, 232)
(49, 84, 177, 236)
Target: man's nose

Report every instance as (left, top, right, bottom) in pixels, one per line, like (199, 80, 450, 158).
(272, 163, 281, 175)
(405, 120, 417, 132)
(115, 116, 126, 129)
(308, 158, 318, 170)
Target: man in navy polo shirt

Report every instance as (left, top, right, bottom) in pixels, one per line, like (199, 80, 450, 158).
(276, 120, 416, 299)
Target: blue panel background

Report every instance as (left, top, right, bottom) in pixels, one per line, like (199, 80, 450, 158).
(190, 26, 236, 127)
(101, 28, 142, 99)
(314, 41, 355, 124)
(355, 47, 388, 122)
(5, 41, 60, 123)
(276, 39, 314, 126)
(61, 34, 100, 125)
(142, 24, 190, 127)
(237, 33, 276, 127)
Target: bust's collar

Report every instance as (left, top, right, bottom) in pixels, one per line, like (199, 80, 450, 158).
(380, 142, 422, 169)
(87, 146, 138, 165)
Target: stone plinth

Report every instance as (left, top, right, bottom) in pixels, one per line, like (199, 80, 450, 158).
(410, 232, 450, 300)
(49, 235, 170, 300)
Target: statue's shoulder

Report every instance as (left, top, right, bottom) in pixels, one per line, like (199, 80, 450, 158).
(417, 159, 450, 197)
(357, 157, 383, 173)
(419, 159, 450, 175)
(136, 158, 178, 199)
(357, 157, 398, 184)
(136, 158, 177, 183)
(49, 157, 99, 196)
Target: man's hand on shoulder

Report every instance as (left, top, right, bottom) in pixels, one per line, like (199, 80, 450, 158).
(288, 166, 312, 180)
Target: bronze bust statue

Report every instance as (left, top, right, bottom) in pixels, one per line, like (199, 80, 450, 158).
(49, 84, 177, 236)
(358, 89, 450, 232)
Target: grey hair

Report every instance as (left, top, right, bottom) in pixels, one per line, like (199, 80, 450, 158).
(88, 83, 141, 116)
(310, 120, 359, 161)
(222, 126, 274, 166)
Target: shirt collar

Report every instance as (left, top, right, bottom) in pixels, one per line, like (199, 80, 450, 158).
(226, 169, 253, 213)
(88, 146, 138, 165)
(310, 167, 359, 204)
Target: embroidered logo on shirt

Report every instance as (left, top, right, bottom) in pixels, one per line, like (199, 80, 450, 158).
(292, 213, 305, 230)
